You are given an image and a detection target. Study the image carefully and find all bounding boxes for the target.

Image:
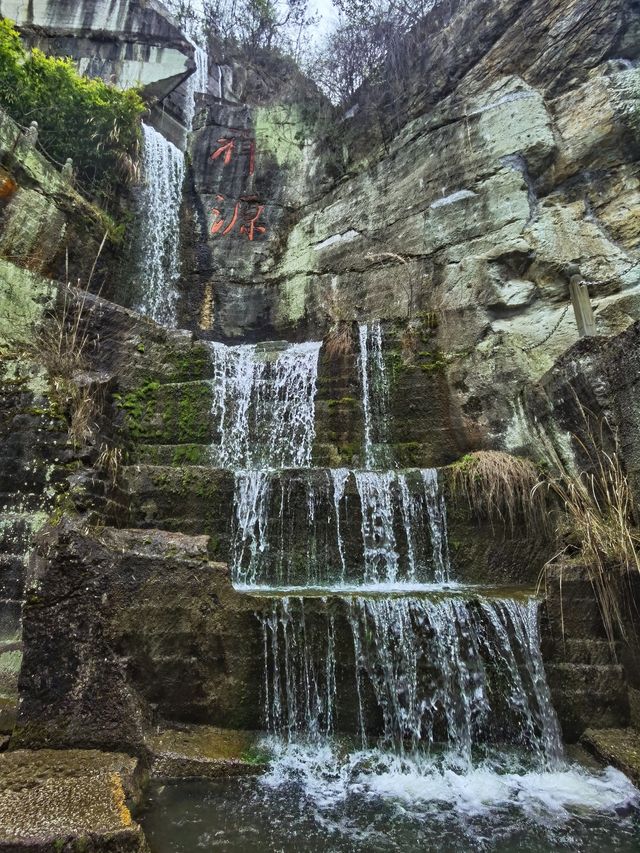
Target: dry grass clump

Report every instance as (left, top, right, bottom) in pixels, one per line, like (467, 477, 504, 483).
(96, 443, 123, 487)
(451, 450, 549, 533)
(31, 283, 98, 447)
(324, 320, 354, 359)
(539, 435, 640, 648)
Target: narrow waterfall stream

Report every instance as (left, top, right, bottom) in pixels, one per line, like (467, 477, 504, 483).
(136, 44, 208, 326)
(141, 330, 640, 850)
(135, 123, 185, 326)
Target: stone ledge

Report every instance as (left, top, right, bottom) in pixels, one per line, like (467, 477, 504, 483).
(146, 725, 266, 780)
(0, 749, 149, 851)
(581, 728, 640, 787)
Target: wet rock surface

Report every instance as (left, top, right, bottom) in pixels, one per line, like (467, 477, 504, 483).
(146, 725, 264, 779)
(582, 728, 640, 786)
(0, 748, 148, 852)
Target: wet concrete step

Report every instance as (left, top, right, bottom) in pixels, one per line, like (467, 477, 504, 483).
(546, 638, 620, 666)
(581, 728, 640, 785)
(547, 664, 630, 740)
(122, 466, 234, 560)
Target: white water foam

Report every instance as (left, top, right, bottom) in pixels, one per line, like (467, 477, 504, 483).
(261, 737, 639, 827)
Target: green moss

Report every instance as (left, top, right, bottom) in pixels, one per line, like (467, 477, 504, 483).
(165, 343, 212, 382)
(172, 445, 208, 465)
(115, 381, 160, 440)
(240, 745, 271, 766)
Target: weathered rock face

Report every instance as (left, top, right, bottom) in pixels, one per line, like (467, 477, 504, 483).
(13, 521, 264, 751)
(1, 0, 195, 103)
(177, 0, 639, 465)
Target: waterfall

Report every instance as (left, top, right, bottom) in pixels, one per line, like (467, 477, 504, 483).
(135, 37, 206, 327)
(184, 46, 209, 130)
(259, 595, 563, 767)
(355, 471, 399, 584)
(358, 321, 390, 468)
(208, 341, 322, 469)
(136, 123, 185, 327)
(232, 468, 450, 588)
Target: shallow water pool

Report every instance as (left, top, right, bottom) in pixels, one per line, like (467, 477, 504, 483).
(141, 740, 640, 852)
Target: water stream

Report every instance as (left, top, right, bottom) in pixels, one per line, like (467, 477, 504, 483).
(136, 123, 185, 326)
(136, 41, 207, 326)
(207, 340, 322, 468)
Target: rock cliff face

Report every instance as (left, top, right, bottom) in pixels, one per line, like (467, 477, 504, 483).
(178, 0, 639, 465)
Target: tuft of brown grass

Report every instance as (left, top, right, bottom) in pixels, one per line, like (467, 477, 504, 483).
(324, 321, 354, 359)
(96, 443, 123, 487)
(450, 450, 549, 534)
(28, 234, 110, 447)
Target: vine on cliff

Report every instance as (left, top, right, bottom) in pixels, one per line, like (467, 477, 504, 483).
(0, 19, 144, 205)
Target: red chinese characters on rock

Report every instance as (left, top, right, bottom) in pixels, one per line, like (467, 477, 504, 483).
(208, 125, 267, 241)
(210, 131, 255, 176)
(210, 195, 266, 241)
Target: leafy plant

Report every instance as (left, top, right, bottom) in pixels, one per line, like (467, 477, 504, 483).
(0, 18, 143, 205)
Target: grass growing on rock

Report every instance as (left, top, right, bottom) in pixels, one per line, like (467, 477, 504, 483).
(450, 450, 549, 534)
(539, 428, 640, 651)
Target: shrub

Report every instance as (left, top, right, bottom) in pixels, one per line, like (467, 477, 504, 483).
(540, 428, 640, 649)
(0, 18, 143, 204)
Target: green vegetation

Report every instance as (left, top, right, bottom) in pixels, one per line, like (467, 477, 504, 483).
(0, 19, 143, 204)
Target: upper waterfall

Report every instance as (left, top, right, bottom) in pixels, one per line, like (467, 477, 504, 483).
(135, 123, 185, 327)
(208, 340, 322, 469)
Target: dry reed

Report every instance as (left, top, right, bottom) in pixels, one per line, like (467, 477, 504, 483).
(450, 450, 549, 534)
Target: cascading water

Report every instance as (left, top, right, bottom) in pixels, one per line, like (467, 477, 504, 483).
(184, 46, 208, 130)
(136, 30, 207, 327)
(208, 340, 322, 469)
(193, 323, 639, 846)
(136, 123, 185, 326)
(231, 468, 450, 588)
(358, 321, 390, 468)
(260, 595, 562, 766)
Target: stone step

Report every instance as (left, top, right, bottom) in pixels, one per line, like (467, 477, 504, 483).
(581, 728, 640, 786)
(547, 664, 630, 741)
(545, 663, 627, 692)
(145, 724, 265, 779)
(134, 443, 213, 466)
(0, 749, 148, 850)
(547, 638, 619, 666)
(122, 466, 234, 560)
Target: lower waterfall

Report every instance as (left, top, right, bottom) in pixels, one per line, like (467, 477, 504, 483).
(258, 595, 561, 764)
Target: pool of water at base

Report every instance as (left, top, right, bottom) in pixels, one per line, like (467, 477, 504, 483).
(140, 740, 640, 853)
